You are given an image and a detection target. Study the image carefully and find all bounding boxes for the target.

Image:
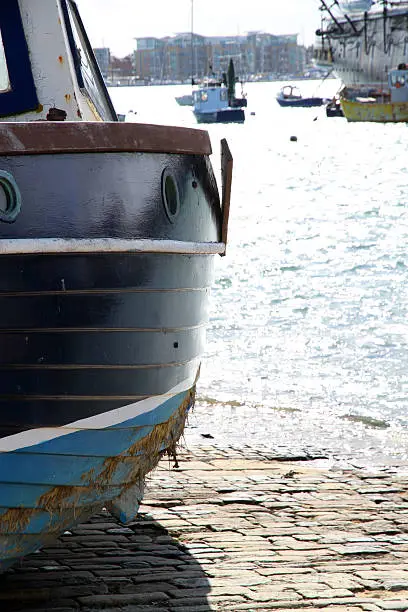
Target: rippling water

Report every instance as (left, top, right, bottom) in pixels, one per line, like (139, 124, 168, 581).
(110, 80, 408, 467)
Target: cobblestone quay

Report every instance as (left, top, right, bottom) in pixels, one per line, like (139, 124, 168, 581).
(2, 445, 408, 611)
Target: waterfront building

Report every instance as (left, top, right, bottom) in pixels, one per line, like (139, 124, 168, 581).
(246, 32, 305, 78)
(133, 31, 306, 83)
(93, 47, 110, 79)
(133, 38, 165, 81)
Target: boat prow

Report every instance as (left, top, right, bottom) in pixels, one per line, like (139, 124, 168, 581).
(0, 0, 233, 571)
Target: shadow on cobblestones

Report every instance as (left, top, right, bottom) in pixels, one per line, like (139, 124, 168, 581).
(0, 510, 212, 611)
(3, 447, 408, 611)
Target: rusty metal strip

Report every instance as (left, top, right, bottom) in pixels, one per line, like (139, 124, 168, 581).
(0, 122, 212, 156)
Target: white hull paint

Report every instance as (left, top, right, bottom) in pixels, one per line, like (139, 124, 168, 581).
(0, 238, 226, 256)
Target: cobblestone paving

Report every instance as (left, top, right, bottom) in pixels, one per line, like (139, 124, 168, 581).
(2, 445, 408, 611)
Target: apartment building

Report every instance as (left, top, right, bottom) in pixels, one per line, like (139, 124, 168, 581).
(133, 31, 306, 82)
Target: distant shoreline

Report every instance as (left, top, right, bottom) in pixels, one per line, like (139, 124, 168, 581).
(106, 75, 336, 88)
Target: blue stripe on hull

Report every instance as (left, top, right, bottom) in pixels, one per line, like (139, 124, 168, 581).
(0, 483, 123, 508)
(0, 388, 192, 569)
(0, 504, 101, 567)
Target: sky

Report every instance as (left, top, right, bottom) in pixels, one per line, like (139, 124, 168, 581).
(76, 0, 322, 57)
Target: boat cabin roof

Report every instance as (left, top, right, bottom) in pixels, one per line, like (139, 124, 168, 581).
(201, 78, 223, 88)
(0, 0, 116, 121)
(280, 85, 301, 99)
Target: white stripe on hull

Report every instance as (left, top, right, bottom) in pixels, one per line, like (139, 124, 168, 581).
(0, 238, 225, 256)
(0, 366, 199, 453)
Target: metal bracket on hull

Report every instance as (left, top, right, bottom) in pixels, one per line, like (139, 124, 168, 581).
(220, 138, 233, 257)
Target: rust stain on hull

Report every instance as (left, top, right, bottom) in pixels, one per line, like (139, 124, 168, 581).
(0, 509, 37, 534)
(0, 388, 195, 554)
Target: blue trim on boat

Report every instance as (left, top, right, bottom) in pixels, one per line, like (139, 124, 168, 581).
(0, 387, 193, 566)
(0, 483, 122, 509)
(0, 1, 39, 117)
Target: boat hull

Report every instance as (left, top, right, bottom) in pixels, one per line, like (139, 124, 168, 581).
(0, 367, 196, 571)
(276, 97, 324, 108)
(341, 98, 408, 122)
(194, 109, 245, 123)
(0, 122, 225, 570)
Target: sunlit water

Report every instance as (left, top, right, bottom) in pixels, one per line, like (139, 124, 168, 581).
(110, 80, 408, 468)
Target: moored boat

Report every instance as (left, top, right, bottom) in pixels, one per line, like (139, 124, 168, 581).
(326, 97, 345, 117)
(315, 1, 408, 87)
(0, 0, 233, 571)
(276, 85, 326, 108)
(193, 80, 245, 123)
(193, 59, 246, 124)
(340, 65, 408, 122)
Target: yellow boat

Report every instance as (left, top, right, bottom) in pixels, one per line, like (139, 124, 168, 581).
(341, 99, 408, 123)
(341, 65, 408, 123)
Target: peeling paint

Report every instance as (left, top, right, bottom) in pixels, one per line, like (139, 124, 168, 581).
(86, 389, 194, 492)
(37, 485, 81, 514)
(0, 508, 35, 534)
(0, 389, 195, 560)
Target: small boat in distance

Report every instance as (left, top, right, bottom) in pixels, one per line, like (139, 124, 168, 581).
(340, 64, 408, 122)
(326, 97, 345, 117)
(193, 81, 245, 123)
(276, 85, 326, 108)
(0, 0, 232, 571)
(193, 60, 246, 123)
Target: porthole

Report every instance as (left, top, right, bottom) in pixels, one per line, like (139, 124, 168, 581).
(0, 170, 21, 223)
(161, 169, 180, 223)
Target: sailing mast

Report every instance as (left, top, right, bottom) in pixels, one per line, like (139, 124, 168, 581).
(191, 0, 194, 86)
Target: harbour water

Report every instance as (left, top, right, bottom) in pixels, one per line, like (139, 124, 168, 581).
(111, 80, 408, 468)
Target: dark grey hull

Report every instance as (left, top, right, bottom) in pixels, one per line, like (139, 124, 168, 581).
(0, 252, 213, 439)
(0, 123, 224, 438)
(194, 109, 245, 123)
(0, 152, 220, 241)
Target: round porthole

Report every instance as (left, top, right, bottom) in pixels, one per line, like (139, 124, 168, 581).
(161, 169, 180, 223)
(0, 171, 21, 223)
